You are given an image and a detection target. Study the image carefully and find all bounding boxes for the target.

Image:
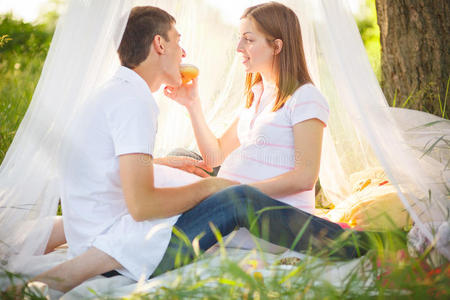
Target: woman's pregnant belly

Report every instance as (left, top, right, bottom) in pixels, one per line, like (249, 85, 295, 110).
(217, 148, 315, 213)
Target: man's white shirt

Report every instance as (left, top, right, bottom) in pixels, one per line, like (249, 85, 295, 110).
(60, 66, 201, 280)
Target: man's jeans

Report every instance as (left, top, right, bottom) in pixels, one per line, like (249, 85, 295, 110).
(150, 185, 367, 278)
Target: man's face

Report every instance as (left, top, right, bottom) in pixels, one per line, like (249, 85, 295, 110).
(161, 24, 186, 87)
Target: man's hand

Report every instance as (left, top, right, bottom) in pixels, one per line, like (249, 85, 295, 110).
(154, 156, 213, 178)
(120, 153, 239, 221)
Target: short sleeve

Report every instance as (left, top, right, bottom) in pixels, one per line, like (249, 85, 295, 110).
(287, 84, 330, 127)
(106, 97, 158, 157)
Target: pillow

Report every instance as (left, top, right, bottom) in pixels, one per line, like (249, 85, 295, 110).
(326, 168, 412, 231)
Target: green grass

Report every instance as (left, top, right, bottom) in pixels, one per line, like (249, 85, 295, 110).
(125, 229, 449, 300)
(391, 77, 450, 120)
(0, 55, 46, 163)
(2, 228, 448, 299)
(0, 13, 53, 164)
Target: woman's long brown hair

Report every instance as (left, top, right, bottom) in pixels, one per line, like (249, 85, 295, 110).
(242, 2, 313, 111)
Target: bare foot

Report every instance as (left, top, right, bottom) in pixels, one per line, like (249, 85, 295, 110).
(3, 281, 64, 300)
(2, 282, 47, 300)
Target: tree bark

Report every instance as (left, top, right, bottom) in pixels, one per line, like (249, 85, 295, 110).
(375, 0, 449, 117)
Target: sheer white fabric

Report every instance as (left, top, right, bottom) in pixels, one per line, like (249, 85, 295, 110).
(0, 0, 448, 273)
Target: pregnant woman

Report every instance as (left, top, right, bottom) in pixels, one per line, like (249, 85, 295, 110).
(165, 2, 328, 214)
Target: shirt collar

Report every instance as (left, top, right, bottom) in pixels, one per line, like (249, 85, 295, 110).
(114, 66, 152, 96)
(251, 82, 263, 94)
(251, 81, 277, 96)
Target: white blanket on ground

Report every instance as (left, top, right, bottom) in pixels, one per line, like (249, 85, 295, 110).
(1, 244, 367, 299)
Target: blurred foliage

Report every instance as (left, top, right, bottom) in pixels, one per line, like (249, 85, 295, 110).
(354, 0, 381, 82)
(36, 0, 65, 32)
(0, 14, 51, 51)
(0, 13, 55, 164)
(0, 34, 12, 47)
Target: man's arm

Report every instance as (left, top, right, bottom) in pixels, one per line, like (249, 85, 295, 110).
(119, 154, 237, 221)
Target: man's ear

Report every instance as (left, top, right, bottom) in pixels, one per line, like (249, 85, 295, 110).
(152, 35, 165, 55)
(273, 39, 283, 55)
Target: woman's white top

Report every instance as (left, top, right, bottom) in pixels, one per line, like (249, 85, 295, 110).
(218, 82, 329, 213)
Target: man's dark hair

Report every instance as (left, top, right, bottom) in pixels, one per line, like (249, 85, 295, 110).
(118, 6, 176, 68)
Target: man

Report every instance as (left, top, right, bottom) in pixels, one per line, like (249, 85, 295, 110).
(30, 6, 365, 294)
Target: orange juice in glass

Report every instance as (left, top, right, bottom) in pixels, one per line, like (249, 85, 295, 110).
(180, 64, 199, 84)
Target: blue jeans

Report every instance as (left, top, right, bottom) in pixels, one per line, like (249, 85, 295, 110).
(150, 185, 367, 278)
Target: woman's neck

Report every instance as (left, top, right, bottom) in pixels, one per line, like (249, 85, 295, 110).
(260, 73, 277, 91)
(260, 72, 277, 89)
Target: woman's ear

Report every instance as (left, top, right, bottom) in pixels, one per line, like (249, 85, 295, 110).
(153, 35, 165, 55)
(273, 39, 283, 55)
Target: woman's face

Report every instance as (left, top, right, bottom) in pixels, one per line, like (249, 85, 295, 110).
(237, 17, 275, 75)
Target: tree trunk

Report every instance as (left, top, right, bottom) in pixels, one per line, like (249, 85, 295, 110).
(375, 0, 449, 117)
